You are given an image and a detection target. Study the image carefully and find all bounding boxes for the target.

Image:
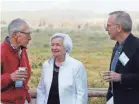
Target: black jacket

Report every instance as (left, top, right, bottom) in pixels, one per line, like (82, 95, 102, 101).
(107, 33, 139, 104)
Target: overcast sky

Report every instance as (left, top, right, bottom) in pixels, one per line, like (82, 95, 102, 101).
(1, 0, 139, 13)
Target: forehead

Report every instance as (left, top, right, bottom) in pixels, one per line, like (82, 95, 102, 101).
(107, 15, 116, 24)
(21, 24, 30, 32)
(51, 37, 63, 43)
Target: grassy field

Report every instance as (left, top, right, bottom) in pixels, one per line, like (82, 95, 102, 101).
(1, 20, 139, 104)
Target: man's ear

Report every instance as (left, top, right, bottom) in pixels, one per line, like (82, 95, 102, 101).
(11, 31, 16, 37)
(12, 31, 19, 38)
(117, 25, 122, 32)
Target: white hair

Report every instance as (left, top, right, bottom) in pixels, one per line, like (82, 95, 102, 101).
(8, 18, 27, 37)
(51, 33, 73, 54)
(109, 11, 132, 32)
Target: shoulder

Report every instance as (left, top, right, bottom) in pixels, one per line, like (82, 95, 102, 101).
(130, 34, 139, 46)
(67, 56, 86, 75)
(43, 60, 49, 64)
(132, 36, 139, 50)
(135, 38, 139, 47)
(1, 41, 7, 55)
(67, 56, 86, 77)
(1, 41, 6, 49)
(42, 60, 49, 68)
(134, 38, 139, 52)
(1, 41, 8, 63)
(129, 35, 139, 56)
(126, 34, 139, 50)
(67, 56, 84, 67)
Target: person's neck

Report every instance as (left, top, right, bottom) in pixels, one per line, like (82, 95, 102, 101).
(55, 54, 66, 67)
(9, 38, 21, 50)
(117, 32, 130, 44)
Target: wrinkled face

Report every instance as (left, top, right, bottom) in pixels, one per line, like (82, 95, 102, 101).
(51, 38, 66, 57)
(105, 15, 120, 40)
(13, 24, 31, 48)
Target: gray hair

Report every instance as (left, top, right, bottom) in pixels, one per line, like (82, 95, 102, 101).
(51, 33, 73, 54)
(8, 18, 27, 36)
(109, 11, 132, 32)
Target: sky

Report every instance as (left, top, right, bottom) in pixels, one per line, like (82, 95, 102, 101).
(1, 0, 139, 13)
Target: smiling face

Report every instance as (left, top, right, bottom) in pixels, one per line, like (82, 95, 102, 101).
(51, 37, 66, 58)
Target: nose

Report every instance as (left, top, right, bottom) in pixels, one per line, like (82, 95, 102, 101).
(28, 35, 31, 40)
(28, 37, 31, 40)
(105, 25, 109, 31)
(104, 25, 108, 31)
(52, 45, 57, 50)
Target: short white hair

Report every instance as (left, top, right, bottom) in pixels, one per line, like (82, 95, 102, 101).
(51, 33, 73, 54)
(109, 11, 132, 32)
(8, 18, 28, 37)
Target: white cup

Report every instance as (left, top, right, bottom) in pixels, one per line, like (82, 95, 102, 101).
(19, 67, 26, 71)
(15, 67, 26, 88)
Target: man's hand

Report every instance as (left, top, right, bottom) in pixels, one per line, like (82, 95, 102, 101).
(103, 71, 121, 82)
(10, 70, 28, 81)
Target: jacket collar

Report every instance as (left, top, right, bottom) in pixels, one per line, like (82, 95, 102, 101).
(48, 53, 70, 66)
(114, 33, 138, 71)
(122, 33, 138, 58)
(5, 36, 25, 50)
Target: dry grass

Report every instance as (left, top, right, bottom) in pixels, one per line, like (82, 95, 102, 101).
(1, 18, 139, 104)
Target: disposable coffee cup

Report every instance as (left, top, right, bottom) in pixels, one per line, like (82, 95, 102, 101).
(15, 67, 26, 88)
(19, 67, 26, 71)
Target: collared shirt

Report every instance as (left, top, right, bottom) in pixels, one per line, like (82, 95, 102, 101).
(111, 43, 123, 71)
(5, 36, 22, 59)
(110, 34, 130, 94)
(111, 34, 130, 72)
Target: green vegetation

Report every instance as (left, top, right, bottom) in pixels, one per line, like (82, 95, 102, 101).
(1, 22, 139, 104)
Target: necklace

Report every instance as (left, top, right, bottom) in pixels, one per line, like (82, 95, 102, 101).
(54, 67, 59, 72)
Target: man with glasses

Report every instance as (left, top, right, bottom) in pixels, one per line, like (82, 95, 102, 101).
(1, 18, 32, 104)
(103, 11, 139, 104)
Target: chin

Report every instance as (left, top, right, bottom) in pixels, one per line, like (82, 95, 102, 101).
(52, 54, 59, 57)
(21, 45, 27, 48)
(109, 36, 114, 40)
(110, 37, 114, 40)
(110, 36, 116, 40)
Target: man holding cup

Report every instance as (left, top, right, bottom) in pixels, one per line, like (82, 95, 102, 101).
(104, 11, 139, 104)
(1, 18, 32, 104)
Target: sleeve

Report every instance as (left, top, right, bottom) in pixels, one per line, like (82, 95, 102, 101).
(24, 49, 31, 102)
(36, 65, 46, 104)
(75, 62, 88, 104)
(1, 48, 13, 89)
(26, 88, 31, 103)
(121, 74, 139, 84)
(121, 48, 139, 85)
(106, 83, 113, 101)
(1, 73, 13, 89)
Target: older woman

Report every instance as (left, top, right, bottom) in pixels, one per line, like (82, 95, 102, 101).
(36, 33, 88, 104)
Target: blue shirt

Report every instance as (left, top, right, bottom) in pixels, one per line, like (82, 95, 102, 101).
(110, 34, 130, 72)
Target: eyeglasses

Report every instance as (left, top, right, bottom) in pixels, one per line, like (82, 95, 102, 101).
(19, 31, 31, 35)
(104, 24, 119, 30)
(17, 31, 31, 37)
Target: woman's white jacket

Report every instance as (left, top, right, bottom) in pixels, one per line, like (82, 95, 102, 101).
(36, 54, 88, 104)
